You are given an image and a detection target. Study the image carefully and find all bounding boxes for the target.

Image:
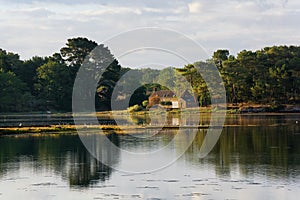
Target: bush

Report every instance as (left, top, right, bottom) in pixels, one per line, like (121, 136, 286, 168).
(142, 100, 149, 107)
(127, 104, 143, 113)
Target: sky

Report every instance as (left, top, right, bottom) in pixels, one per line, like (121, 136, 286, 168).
(0, 0, 299, 67)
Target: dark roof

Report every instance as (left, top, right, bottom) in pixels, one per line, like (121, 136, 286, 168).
(150, 90, 176, 98)
(181, 90, 194, 99)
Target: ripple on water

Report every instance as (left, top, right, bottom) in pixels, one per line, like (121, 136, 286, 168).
(195, 183, 205, 185)
(130, 194, 142, 198)
(31, 182, 58, 186)
(144, 179, 162, 182)
(95, 193, 142, 199)
(192, 179, 208, 182)
(4, 177, 29, 181)
(206, 183, 219, 186)
(220, 179, 240, 183)
(90, 185, 116, 188)
(231, 186, 244, 190)
(176, 192, 210, 198)
(180, 185, 196, 188)
(163, 179, 179, 182)
(136, 186, 159, 189)
(247, 182, 262, 185)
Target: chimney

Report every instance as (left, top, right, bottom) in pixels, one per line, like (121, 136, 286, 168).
(153, 87, 157, 93)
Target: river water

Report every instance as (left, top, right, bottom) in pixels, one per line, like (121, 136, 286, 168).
(0, 114, 300, 199)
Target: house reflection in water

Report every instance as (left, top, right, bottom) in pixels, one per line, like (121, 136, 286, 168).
(130, 112, 203, 127)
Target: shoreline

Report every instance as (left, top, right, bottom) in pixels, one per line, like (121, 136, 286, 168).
(1, 103, 300, 116)
(1, 116, 299, 136)
(1, 105, 299, 136)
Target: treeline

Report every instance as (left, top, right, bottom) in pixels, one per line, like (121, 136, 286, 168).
(175, 46, 300, 106)
(213, 47, 300, 104)
(0, 37, 121, 112)
(0, 37, 299, 112)
(93, 45, 300, 108)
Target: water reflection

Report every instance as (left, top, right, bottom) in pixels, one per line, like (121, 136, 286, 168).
(0, 133, 120, 187)
(184, 125, 300, 180)
(125, 112, 300, 128)
(129, 112, 205, 126)
(0, 115, 300, 191)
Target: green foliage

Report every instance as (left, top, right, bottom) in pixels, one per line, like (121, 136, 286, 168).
(217, 46, 300, 104)
(0, 49, 23, 74)
(114, 69, 142, 102)
(127, 104, 143, 113)
(174, 46, 300, 105)
(157, 67, 176, 89)
(0, 70, 32, 112)
(94, 50, 122, 111)
(140, 68, 160, 84)
(212, 49, 229, 68)
(58, 38, 122, 111)
(20, 56, 49, 94)
(1, 42, 300, 113)
(60, 37, 98, 68)
(142, 100, 149, 107)
(35, 61, 72, 111)
(176, 63, 210, 106)
(128, 86, 148, 107)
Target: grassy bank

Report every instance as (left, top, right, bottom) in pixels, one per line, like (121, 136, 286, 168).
(0, 125, 78, 136)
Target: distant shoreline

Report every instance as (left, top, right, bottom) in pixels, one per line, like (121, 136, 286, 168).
(0, 103, 300, 116)
(0, 111, 299, 136)
(0, 123, 297, 137)
(1, 103, 299, 136)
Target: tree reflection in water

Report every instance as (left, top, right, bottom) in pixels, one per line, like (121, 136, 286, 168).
(1, 118, 300, 188)
(184, 125, 300, 179)
(0, 132, 120, 187)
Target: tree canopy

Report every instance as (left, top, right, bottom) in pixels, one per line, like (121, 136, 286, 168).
(0, 41, 299, 113)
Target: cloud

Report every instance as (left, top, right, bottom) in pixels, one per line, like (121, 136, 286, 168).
(188, 1, 202, 13)
(0, 0, 299, 64)
(9, 7, 55, 18)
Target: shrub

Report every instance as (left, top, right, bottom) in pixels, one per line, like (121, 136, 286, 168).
(127, 104, 143, 113)
(142, 100, 149, 107)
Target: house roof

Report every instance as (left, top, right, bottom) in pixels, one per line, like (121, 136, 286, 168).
(181, 90, 194, 99)
(150, 90, 177, 98)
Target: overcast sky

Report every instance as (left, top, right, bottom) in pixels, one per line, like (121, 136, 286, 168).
(0, 0, 299, 67)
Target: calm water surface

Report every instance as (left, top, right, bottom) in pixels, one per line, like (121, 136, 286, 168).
(0, 114, 300, 200)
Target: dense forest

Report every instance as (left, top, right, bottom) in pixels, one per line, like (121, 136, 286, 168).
(0, 37, 299, 112)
